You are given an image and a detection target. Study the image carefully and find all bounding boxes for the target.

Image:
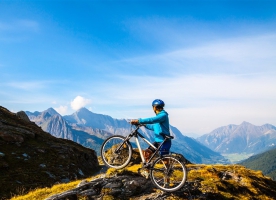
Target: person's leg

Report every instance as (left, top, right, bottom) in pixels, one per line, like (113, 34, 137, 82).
(159, 140, 172, 186)
(159, 140, 171, 156)
(143, 142, 158, 162)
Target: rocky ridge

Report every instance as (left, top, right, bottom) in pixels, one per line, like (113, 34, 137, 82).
(41, 164, 276, 200)
(0, 106, 100, 199)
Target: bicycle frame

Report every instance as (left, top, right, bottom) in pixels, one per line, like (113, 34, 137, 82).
(101, 126, 186, 192)
(115, 125, 169, 166)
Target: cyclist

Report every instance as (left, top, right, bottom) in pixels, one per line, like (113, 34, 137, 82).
(131, 99, 171, 161)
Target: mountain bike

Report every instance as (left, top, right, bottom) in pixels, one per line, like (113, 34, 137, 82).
(100, 124, 187, 192)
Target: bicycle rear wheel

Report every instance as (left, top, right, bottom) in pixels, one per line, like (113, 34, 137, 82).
(150, 155, 187, 192)
(101, 135, 132, 169)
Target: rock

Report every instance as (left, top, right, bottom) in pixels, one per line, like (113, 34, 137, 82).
(0, 161, 9, 168)
(22, 153, 29, 158)
(0, 131, 24, 143)
(79, 188, 97, 196)
(61, 178, 70, 183)
(39, 164, 46, 168)
(104, 181, 123, 189)
(46, 174, 154, 200)
(77, 180, 88, 188)
(45, 171, 56, 179)
(15, 127, 35, 138)
(0, 152, 5, 157)
(78, 168, 84, 176)
(45, 190, 78, 200)
(16, 111, 31, 122)
(0, 105, 100, 200)
(36, 148, 45, 153)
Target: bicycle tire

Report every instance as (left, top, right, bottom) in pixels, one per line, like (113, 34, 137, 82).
(150, 155, 187, 192)
(101, 135, 132, 169)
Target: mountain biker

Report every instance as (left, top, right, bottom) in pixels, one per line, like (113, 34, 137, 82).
(131, 99, 171, 161)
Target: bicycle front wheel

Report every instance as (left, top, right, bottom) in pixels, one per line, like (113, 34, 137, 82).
(101, 135, 132, 169)
(150, 155, 187, 192)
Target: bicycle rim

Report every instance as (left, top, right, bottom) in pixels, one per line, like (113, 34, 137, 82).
(101, 135, 132, 169)
(150, 155, 187, 192)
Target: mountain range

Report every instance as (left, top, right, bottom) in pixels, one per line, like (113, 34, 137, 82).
(25, 107, 228, 164)
(197, 121, 276, 155)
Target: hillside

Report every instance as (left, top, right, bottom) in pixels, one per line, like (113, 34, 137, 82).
(197, 121, 276, 155)
(239, 147, 276, 181)
(11, 163, 276, 200)
(26, 107, 228, 164)
(0, 106, 100, 199)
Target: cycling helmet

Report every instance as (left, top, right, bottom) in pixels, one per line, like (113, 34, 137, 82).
(152, 99, 165, 107)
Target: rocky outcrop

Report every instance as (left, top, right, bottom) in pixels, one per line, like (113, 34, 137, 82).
(0, 106, 100, 199)
(44, 164, 276, 200)
(16, 110, 31, 122)
(45, 173, 154, 200)
(45, 172, 201, 200)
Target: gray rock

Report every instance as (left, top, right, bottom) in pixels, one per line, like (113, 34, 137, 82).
(45, 171, 56, 179)
(39, 164, 46, 168)
(77, 180, 88, 188)
(16, 111, 31, 122)
(61, 178, 70, 183)
(22, 153, 29, 158)
(0, 131, 24, 143)
(78, 168, 84, 176)
(79, 188, 97, 196)
(104, 181, 123, 189)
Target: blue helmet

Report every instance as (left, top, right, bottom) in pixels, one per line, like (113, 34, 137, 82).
(152, 99, 165, 107)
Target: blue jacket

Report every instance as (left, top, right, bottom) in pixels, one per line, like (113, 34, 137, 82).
(138, 110, 170, 143)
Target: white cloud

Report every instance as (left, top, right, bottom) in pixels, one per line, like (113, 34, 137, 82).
(71, 96, 91, 111)
(54, 105, 68, 115)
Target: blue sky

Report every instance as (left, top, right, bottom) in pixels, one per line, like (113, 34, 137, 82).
(1, 0, 276, 136)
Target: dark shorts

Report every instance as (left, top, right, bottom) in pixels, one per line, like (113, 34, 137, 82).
(148, 140, 171, 156)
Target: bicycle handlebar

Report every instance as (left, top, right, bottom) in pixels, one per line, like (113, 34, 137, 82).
(128, 121, 174, 139)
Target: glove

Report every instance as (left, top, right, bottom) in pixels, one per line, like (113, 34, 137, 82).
(130, 119, 139, 125)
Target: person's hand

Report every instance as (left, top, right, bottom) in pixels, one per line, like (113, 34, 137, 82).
(130, 119, 139, 125)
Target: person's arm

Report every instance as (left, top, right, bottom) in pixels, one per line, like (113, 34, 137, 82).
(130, 119, 154, 131)
(139, 112, 166, 124)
